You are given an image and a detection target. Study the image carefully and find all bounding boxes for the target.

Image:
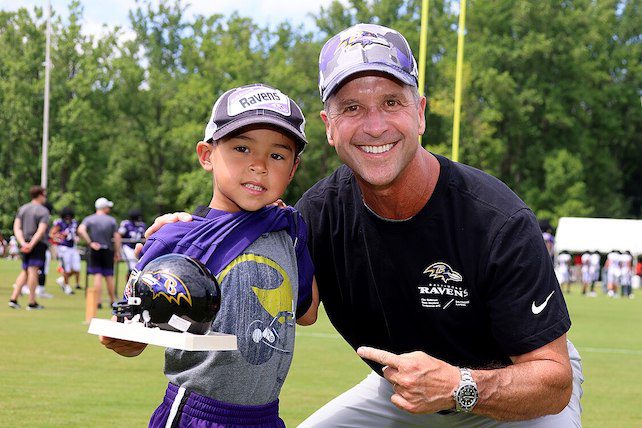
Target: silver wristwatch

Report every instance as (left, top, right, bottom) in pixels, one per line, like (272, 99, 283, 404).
(453, 368, 478, 412)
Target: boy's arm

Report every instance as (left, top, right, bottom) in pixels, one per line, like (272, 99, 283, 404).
(296, 276, 319, 326)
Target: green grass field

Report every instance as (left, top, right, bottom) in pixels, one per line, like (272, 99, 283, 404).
(1, 258, 641, 427)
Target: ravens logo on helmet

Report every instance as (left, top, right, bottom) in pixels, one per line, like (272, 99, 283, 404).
(113, 253, 221, 335)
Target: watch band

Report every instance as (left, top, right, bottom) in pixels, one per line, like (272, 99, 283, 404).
(460, 368, 474, 383)
(453, 367, 478, 412)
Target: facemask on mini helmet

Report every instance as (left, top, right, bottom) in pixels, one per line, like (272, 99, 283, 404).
(113, 253, 221, 335)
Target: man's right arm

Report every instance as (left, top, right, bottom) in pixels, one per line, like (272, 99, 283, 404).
(78, 223, 100, 250)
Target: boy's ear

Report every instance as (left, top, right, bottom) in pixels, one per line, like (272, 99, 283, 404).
(288, 157, 300, 182)
(196, 141, 214, 171)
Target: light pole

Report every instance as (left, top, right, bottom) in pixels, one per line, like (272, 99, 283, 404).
(41, 0, 51, 189)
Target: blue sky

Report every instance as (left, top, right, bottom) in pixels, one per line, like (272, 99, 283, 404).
(2, 1, 340, 36)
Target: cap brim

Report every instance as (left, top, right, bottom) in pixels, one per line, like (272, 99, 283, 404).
(209, 116, 308, 154)
(321, 63, 418, 102)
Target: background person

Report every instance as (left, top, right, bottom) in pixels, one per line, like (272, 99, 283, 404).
(556, 251, 573, 293)
(78, 197, 121, 308)
(581, 251, 592, 296)
(605, 250, 622, 297)
(117, 209, 146, 277)
(0, 232, 7, 257)
(50, 206, 81, 294)
(34, 201, 55, 299)
(588, 251, 601, 297)
(7, 185, 49, 310)
(8, 235, 20, 259)
(620, 251, 633, 298)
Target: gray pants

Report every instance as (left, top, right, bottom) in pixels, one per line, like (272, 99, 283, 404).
(298, 340, 583, 427)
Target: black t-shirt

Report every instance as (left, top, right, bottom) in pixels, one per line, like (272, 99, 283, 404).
(295, 154, 570, 372)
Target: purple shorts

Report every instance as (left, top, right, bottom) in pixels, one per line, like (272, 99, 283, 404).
(21, 242, 47, 270)
(149, 383, 285, 428)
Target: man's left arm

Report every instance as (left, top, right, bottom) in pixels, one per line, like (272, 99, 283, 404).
(358, 333, 572, 421)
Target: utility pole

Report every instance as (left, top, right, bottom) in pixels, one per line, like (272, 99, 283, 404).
(41, 0, 51, 189)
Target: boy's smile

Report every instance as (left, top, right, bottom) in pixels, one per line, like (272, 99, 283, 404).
(198, 127, 299, 212)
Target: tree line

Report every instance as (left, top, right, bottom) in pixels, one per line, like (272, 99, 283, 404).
(0, 0, 639, 236)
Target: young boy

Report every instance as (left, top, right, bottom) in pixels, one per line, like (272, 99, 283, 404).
(101, 83, 319, 428)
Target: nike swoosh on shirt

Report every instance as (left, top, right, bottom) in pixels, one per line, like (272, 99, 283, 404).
(531, 291, 555, 315)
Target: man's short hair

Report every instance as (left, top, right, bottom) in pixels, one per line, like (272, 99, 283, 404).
(29, 185, 45, 200)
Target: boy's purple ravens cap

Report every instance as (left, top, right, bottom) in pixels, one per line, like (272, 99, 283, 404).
(204, 83, 308, 155)
(318, 23, 419, 102)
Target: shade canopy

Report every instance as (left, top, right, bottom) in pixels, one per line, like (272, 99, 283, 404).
(554, 217, 642, 255)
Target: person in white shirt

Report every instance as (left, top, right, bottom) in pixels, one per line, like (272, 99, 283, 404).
(556, 252, 572, 293)
(588, 251, 601, 297)
(620, 251, 633, 298)
(605, 251, 622, 297)
(581, 252, 591, 296)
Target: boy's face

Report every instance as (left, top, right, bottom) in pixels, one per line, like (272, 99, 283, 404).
(198, 127, 299, 212)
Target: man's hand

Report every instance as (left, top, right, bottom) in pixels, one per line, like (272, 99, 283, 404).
(20, 242, 32, 253)
(89, 242, 101, 251)
(357, 346, 459, 414)
(145, 212, 193, 238)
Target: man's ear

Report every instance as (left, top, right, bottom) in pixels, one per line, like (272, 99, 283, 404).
(196, 141, 214, 171)
(417, 96, 427, 136)
(320, 110, 335, 147)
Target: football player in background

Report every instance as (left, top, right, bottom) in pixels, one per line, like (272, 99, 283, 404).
(118, 209, 146, 277)
(100, 83, 319, 428)
(50, 206, 81, 294)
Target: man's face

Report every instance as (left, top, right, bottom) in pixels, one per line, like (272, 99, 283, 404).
(321, 74, 426, 189)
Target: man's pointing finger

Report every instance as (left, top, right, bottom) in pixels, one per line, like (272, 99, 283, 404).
(357, 346, 400, 368)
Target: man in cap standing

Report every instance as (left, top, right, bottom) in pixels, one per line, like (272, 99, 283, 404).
(295, 23, 583, 426)
(78, 197, 121, 308)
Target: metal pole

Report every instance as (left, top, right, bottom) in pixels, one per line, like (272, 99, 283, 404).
(417, 0, 430, 145)
(41, 0, 51, 189)
(451, 0, 467, 163)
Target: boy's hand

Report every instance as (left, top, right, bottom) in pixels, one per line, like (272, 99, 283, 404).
(99, 316, 148, 357)
(145, 212, 193, 238)
(100, 335, 147, 357)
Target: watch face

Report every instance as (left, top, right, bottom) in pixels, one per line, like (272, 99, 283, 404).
(457, 384, 478, 409)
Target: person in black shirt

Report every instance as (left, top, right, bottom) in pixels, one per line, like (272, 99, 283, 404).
(295, 24, 582, 427)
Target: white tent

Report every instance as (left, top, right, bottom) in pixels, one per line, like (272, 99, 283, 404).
(554, 217, 642, 255)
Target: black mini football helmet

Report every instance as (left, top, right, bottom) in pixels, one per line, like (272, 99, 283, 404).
(112, 253, 221, 335)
